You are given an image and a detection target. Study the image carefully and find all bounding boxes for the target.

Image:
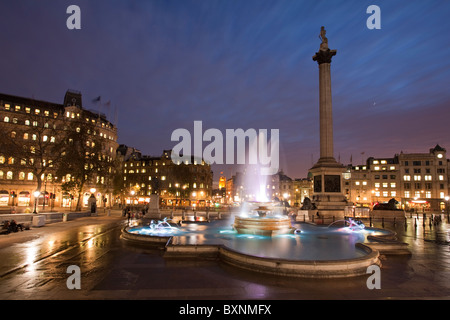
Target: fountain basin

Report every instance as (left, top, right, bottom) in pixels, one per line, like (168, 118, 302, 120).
(233, 216, 295, 236)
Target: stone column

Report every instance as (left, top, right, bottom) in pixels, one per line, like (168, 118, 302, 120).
(313, 48, 337, 163)
(309, 27, 346, 224)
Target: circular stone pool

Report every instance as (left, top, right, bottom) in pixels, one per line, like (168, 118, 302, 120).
(122, 217, 394, 278)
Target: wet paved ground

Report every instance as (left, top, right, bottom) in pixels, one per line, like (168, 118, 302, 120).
(0, 210, 449, 301)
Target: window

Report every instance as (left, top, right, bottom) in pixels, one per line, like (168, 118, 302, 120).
(424, 175, 432, 181)
(19, 172, 25, 180)
(404, 191, 410, 198)
(382, 191, 388, 197)
(440, 192, 445, 198)
(27, 172, 34, 180)
(413, 161, 421, 166)
(15, 105, 21, 111)
(6, 171, 13, 179)
(413, 175, 421, 181)
(374, 182, 380, 188)
(3, 116, 9, 123)
(391, 191, 396, 197)
(390, 183, 396, 188)
(439, 175, 444, 181)
(0, 156, 4, 164)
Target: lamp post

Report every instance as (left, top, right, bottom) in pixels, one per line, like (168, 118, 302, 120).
(445, 196, 449, 222)
(33, 190, 40, 213)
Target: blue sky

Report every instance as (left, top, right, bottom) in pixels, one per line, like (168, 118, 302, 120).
(1, 0, 450, 180)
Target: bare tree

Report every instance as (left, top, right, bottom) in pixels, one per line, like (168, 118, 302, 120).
(0, 109, 68, 193)
(56, 117, 112, 211)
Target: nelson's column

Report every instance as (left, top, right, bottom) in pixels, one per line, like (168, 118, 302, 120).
(309, 26, 347, 223)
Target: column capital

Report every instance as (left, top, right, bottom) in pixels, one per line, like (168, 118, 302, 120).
(313, 48, 337, 65)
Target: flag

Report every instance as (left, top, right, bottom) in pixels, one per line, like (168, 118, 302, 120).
(92, 96, 101, 103)
(350, 154, 353, 163)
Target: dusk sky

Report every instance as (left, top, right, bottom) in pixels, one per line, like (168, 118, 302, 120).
(1, 0, 450, 182)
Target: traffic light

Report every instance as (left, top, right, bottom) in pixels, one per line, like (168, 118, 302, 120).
(10, 191, 16, 198)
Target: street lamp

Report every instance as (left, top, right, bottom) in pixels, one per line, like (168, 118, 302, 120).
(33, 190, 40, 213)
(445, 196, 449, 220)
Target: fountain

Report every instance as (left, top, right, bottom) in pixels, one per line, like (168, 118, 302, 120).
(135, 217, 179, 236)
(233, 201, 297, 236)
(328, 218, 366, 232)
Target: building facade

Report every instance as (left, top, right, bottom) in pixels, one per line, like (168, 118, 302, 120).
(119, 148, 213, 208)
(345, 145, 449, 212)
(0, 90, 119, 211)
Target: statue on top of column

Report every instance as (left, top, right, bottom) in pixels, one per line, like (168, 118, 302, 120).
(319, 26, 328, 51)
(313, 26, 336, 64)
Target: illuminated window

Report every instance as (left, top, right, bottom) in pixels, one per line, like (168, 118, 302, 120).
(374, 166, 380, 170)
(439, 175, 444, 181)
(3, 116, 9, 123)
(437, 154, 443, 159)
(19, 172, 25, 180)
(381, 160, 387, 164)
(382, 183, 388, 188)
(390, 183, 396, 188)
(391, 191, 396, 197)
(27, 172, 34, 180)
(374, 183, 380, 188)
(355, 181, 360, 185)
(424, 175, 432, 181)
(389, 166, 395, 170)
(440, 192, 445, 198)
(0, 156, 4, 164)
(15, 105, 21, 111)
(425, 191, 431, 199)
(413, 175, 421, 181)
(404, 191, 410, 198)
(6, 171, 13, 179)
(362, 181, 367, 185)
(373, 160, 379, 164)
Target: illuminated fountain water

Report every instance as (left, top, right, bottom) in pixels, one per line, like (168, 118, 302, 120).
(135, 217, 180, 236)
(328, 218, 366, 232)
(233, 201, 298, 236)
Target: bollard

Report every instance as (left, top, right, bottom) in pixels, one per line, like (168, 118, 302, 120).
(218, 211, 222, 219)
(182, 210, 186, 220)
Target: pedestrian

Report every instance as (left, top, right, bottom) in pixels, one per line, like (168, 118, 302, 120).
(126, 207, 131, 225)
